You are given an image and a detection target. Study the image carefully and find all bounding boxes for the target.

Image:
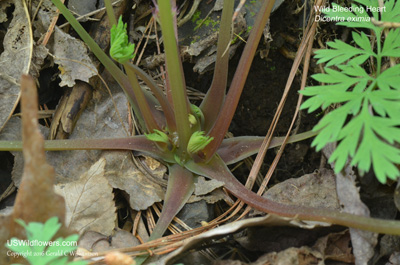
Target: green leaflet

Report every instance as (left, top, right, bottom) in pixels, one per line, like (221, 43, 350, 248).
(381, 0, 400, 22)
(301, 0, 400, 183)
(187, 131, 213, 154)
(145, 129, 170, 144)
(110, 16, 135, 63)
(6, 217, 86, 265)
(314, 37, 372, 66)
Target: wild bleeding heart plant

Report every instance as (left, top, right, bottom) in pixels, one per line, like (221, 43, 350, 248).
(301, 0, 400, 184)
(2, 0, 399, 246)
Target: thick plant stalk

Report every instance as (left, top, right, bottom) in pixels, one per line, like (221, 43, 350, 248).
(125, 63, 176, 131)
(104, 0, 117, 26)
(123, 63, 160, 132)
(0, 130, 317, 165)
(149, 165, 195, 240)
(200, 0, 234, 132)
(186, 156, 400, 235)
(0, 137, 175, 163)
(218, 130, 319, 165)
(203, 0, 276, 160)
(157, 0, 191, 154)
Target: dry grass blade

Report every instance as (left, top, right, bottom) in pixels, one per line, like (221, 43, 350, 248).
(239, 0, 325, 213)
(40, 0, 65, 46)
(228, 0, 325, 221)
(82, 201, 244, 262)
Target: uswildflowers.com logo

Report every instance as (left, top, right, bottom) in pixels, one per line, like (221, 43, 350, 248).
(6, 239, 78, 247)
(5, 239, 80, 258)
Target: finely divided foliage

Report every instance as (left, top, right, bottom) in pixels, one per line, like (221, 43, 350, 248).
(301, 0, 400, 183)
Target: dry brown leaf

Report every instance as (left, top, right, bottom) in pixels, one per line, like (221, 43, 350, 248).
(188, 188, 228, 205)
(313, 231, 354, 263)
(336, 171, 378, 265)
(194, 176, 224, 196)
(323, 143, 378, 265)
(51, 27, 97, 87)
(104, 151, 164, 211)
(143, 156, 163, 171)
(78, 229, 140, 253)
(32, 0, 59, 29)
(31, 0, 59, 46)
(67, 0, 97, 19)
(250, 247, 324, 265)
(262, 169, 340, 210)
(0, 75, 70, 264)
(29, 44, 49, 79)
(187, 177, 227, 205)
(54, 158, 117, 235)
(0, 0, 33, 132)
(376, 235, 400, 263)
(6, 76, 166, 212)
(0, 116, 49, 188)
(0, 117, 49, 187)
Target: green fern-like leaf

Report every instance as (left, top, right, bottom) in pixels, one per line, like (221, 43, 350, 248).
(329, 106, 400, 182)
(382, 29, 400, 57)
(368, 90, 400, 119)
(301, 0, 400, 183)
(377, 64, 400, 90)
(380, 0, 400, 22)
(315, 38, 372, 66)
(300, 66, 370, 112)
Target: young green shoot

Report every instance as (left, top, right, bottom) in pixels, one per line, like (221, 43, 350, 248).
(110, 16, 135, 64)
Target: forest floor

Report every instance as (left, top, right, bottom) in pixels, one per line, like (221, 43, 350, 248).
(0, 0, 399, 264)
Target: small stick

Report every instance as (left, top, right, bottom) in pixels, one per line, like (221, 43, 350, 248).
(40, 0, 65, 46)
